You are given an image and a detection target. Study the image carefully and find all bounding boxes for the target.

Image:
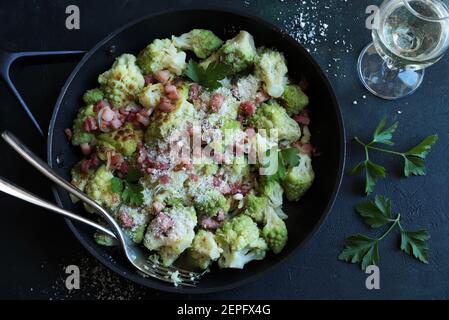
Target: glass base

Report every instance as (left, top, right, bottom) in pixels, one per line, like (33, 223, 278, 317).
(357, 42, 425, 100)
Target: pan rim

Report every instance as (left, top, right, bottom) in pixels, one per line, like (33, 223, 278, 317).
(47, 6, 346, 295)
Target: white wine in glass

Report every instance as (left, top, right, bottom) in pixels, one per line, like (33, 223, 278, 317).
(358, 0, 449, 100)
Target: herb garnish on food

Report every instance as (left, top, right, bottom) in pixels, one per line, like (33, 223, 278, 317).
(111, 168, 144, 206)
(185, 59, 231, 90)
(350, 117, 438, 195)
(338, 195, 430, 269)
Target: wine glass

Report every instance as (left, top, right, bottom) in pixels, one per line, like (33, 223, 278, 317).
(358, 0, 449, 100)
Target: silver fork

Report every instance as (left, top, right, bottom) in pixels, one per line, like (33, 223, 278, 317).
(1, 131, 203, 287)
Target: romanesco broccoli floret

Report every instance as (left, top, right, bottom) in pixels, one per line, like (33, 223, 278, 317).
(97, 123, 142, 157)
(243, 193, 269, 223)
(199, 31, 256, 75)
(282, 153, 315, 201)
(250, 102, 301, 142)
(143, 205, 197, 266)
(94, 232, 117, 247)
(259, 177, 284, 208)
(215, 215, 267, 269)
(188, 229, 223, 269)
(85, 165, 121, 210)
(98, 54, 145, 108)
(281, 84, 309, 116)
(193, 188, 228, 217)
(139, 83, 164, 109)
(255, 48, 288, 98)
(262, 206, 288, 254)
(71, 104, 95, 146)
(172, 29, 223, 59)
(224, 158, 250, 185)
(115, 205, 149, 244)
(145, 98, 195, 142)
(137, 38, 186, 75)
(82, 88, 104, 105)
(70, 160, 94, 203)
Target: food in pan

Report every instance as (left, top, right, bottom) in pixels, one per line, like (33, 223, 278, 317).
(66, 29, 315, 270)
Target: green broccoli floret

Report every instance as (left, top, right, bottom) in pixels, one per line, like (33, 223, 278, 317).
(215, 215, 268, 269)
(71, 104, 95, 146)
(98, 54, 145, 108)
(143, 205, 197, 267)
(94, 232, 117, 247)
(97, 123, 142, 157)
(199, 30, 256, 75)
(82, 88, 104, 105)
(85, 165, 121, 210)
(250, 102, 301, 142)
(172, 29, 223, 59)
(188, 229, 223, 269)
(115, 206, 149, 244)
(137, 38, 186, 75)
(243, 193, 269, 223)
(255, 48, 288, 98)
(262, 206, 288, 254)
(282, 153, 315, 201)
(281, 84, 309, 116)
(145, 98, 195, 142)
(193, 188, 228, 217)
(259, 177, 284, 208)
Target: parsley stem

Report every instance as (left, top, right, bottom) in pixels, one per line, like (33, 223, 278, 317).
(378, 214, 401, 241)
(365, 145, 404, 156)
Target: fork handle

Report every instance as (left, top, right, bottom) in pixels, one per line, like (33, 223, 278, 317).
(1, 131, 125, 243)
(0, 177, 116, 239)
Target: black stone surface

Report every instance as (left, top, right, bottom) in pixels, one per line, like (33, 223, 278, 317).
(0, 0, 448, 299)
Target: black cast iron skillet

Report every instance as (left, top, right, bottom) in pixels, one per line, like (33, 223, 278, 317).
(15, 8, 344, 294)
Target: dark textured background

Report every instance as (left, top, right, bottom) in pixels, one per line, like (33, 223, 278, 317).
(0, 0, 448, 299)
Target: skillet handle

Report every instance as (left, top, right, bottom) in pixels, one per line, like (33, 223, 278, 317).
(0, 50, 86, 136)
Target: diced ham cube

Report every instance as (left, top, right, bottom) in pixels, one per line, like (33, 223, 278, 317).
(158, 97, 175, 112)
(154, 70, 171, 84)
(208, 93, 224, 112)
(239, 101, 256, 117)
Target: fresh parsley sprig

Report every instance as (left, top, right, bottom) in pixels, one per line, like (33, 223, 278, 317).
(350, 117, 438, 195)
(264, 148, 300, 182)
(338, 195, 430, 270)
(111, 168, 144, 206)
(184, 59, 231, 90)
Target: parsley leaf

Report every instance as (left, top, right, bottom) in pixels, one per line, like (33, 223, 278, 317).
(339, 195, 431, 269)
(403, 135, 438, 177)
(281, 148, 300, 167)
(355, 195, 393, 228)
(351, 119, 437, 195)
(338, 235, 379, 270)
(110, 176, 143, 207)
(111, 177, 124, 193)
(400, 229, 430, 264)
(126, 168, 143, 182)
(185, 59, 231, 90)
(122, 181, 144, 207)
(264, 148, 299, 182)
(372, 117, 398, 145)
(350, 160, 386, 195)
(405, 135, 438, 158)
(185, 60, 201, 83)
